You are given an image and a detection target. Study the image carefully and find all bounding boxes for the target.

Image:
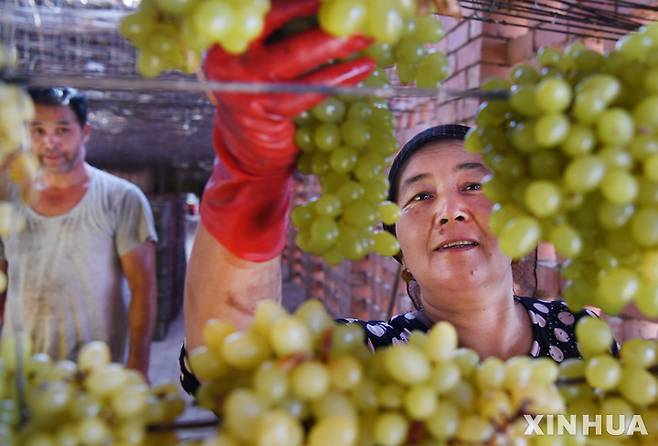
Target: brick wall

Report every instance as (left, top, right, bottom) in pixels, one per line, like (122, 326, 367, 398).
(282, 9, 658, 341)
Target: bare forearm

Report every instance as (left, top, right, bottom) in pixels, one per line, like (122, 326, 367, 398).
(127, 285, 156, 372)
(184, 222, 282, 351)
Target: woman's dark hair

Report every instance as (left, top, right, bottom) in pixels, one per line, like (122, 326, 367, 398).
(27, 87, 88, 127)
(384, 124, 471, 238)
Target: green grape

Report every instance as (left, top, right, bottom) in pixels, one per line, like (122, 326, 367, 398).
(312, 98, 346, 123)
(510, 64, 540, 84)
(384, 345, 430, 385)
(630, 135, 658, 160)
(561, 124, 595, 156)
(563, 155, 606, 192)
(327, 355, 362, 391)
(619, 366, 658, 406)
(572, 92, 607, 124)
(498, 215, 541, 259)
(415, 52, 449, 88)
(597, 267, 639, 313)
(372, 231, 399, 256)
(395, 37, 425, 64)
(510, 84, 541, 116)
(379, 201, 400, 225)
(597, 200, 634, 229)
(318, 0, 367, 37)
(536, 77, 572, 113)
(630, 207, 658, 247)
(537, 46, 562, 67)
(307, 416, 357, 446)
(524, 180, 561, 217)
(599, 146, 632, 170)
(314, 194, 342, 218)
(343, 201, 378, 228)
(314, 124, 341, 152)
(429, 361, 461, 394)
(224, 389, 266, 442)
(636, 281, 658, 317)
(311, 152, 331, 176)
(339, 120, 370, 148)
(510, 120, 540, 152)
(291, 361, 330, 400)
(454, 414, 494, 443)
(270, 315, 312, 356)
(192, 0, 236, 42)
(295, 127, 316, 152)
(576, 317, 613, 357)
(374, 412, 409, 446)
(362, 177, 389, 203)
(549, 224, 582, 258)
(136, 49, 165, 78)
(119, 12, 155, 45)
(475, 357, 506, 390)
(336, 181, 365, 203)
(576, 74, 621, 104)
(620, 338, 656, 368)
(221, 330, 271, 370)
(255, 410, 303, 446)
(310, 217, 339, 249)
(634, 95, 658, 130)
(291, 205, 314, 228)
(364, 0, 405, 44)
(597, 108, 635, 146)
(535, 113, 570, 147)
(364, 43, 395, 67)
(312, 393, 356, 419)
(599, 169, 638, 204)
(641, 250, 658, 282)
(425, 401, 458, 440)
(413, 15, 444, 43)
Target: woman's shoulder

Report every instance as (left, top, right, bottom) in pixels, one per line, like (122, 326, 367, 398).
(336, 312, 429, 350)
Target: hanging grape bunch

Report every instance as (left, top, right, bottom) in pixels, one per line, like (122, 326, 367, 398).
(467, 23, 658, 317)
(291, 3, 448, 265)
(0, 339, 185, 446)
(120, 1, 450, 263)
(0, 47, 40, 242)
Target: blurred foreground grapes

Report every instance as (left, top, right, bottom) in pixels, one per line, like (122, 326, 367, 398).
(469, 22, 658, 317)
(184, 299, 658, 445)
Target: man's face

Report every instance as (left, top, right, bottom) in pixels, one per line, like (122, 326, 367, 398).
(29, 105, 90, 175)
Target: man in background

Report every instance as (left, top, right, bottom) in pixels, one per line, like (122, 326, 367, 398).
(0, 87, 157, 378)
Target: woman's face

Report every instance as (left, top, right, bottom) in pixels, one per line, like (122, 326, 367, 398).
(394, 140, 511, 295)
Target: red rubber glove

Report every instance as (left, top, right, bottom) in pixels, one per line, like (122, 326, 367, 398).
(201, 0, 375, 262)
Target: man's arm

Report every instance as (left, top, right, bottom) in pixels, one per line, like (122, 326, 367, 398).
(119, 241, 157, 378)
(183, 222, 282, 352)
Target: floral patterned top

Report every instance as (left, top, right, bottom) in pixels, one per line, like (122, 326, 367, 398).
(337, 296, 616, 362)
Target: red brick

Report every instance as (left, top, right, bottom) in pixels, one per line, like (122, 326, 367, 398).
(480, 63, 511, 83)
(481, 36, 508, 64)
(533, 28, 569, 51)
(439, 15, 461, 33)
(455, 38, 483, 71)
(483, 22, 528, 39)
(444, 70, 467, 92)
(469, 20, 483, 40)
(507, 32, 534, 64)
(446, 21, 469, 52)
(466, 64, 480, 89)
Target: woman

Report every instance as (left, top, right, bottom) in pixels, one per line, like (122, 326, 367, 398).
(181, 0, 599, 396)
(337, 124, 592, 363)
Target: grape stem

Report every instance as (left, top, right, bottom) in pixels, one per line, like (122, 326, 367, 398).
(147, 418, 219, 432)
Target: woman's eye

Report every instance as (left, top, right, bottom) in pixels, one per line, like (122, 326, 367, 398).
(411, 192, 432, 202)
(464, 183, 482, 191)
